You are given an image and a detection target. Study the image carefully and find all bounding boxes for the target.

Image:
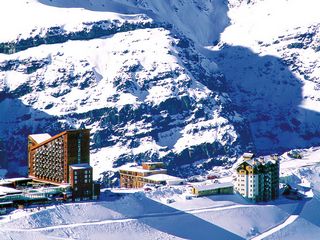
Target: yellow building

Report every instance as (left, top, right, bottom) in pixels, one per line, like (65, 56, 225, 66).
(119, 162, 167, 188)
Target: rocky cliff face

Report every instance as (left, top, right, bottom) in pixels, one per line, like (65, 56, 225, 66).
(1, 0, 319, 181)
(0, 0, 253, 179)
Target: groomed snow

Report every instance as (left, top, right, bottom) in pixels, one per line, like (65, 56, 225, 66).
(2, 147, 320, 239)
(0, 191, 295, 240)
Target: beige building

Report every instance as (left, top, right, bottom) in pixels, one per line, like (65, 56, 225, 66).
(119, 162, 167, 188)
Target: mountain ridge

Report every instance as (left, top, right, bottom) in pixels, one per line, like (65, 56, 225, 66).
(1, 0, 320, 181)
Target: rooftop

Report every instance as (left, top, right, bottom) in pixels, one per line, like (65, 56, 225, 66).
(143, 174, 184, 182)
(69, 163, 92, 170)
(3, 177, 32, 182)
(0, 186, 23, 195)
(0, 201, 13, 206)
(243, 152, 254, 159)
(142, 162, 164, 165)
(0, 180, 12, 186)
(245, 156, 277, 167)
(119, 165, 166, 173)
(29, 133, 52, 144)
(192, 182, 234, 191)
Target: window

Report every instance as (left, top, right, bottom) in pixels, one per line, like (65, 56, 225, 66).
(77, 137, 81, 162)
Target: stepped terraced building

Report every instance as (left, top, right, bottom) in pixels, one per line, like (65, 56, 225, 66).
(119, 162, 168, 188)
(235, 153, 280, 202)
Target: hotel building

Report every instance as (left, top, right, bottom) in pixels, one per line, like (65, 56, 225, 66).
(28, 129, 99, 201)
(235, 153, 279, 202)
(119, 162, 167, 188)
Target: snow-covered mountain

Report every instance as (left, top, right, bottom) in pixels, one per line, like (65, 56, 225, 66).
(1, 0, 320, 180)
(0, 0, 252, 179)
(1, 147, 320, 240)
(213, 0, 320, 152)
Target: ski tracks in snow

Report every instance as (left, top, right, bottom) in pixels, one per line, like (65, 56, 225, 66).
(0, 204, 254, 233)
(251, 199, 308, 240)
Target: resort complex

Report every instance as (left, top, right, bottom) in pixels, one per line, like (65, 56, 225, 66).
(1, 130, 282, 216)
(0, 129, 100, 214)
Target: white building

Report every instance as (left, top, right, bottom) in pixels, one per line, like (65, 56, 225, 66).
(235, 153, 280, 202)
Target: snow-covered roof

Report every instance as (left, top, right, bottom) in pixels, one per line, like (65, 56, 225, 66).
(0, 180, 11, 186)
(193, 182, 233, 191)
(119, 165, 166, 173)
(29, 133, 52, 144)
(243, 152, 254, 159)
(0, 201, 13, 206)
(69, 163, 92, 170)
(298, 181, 311, 188)
(4, 177, 32, 182)
(0, 186, 22, 195)
(244, 156, 277, 167)
(143, 174, 184, 182)
(142, 162, 164, 165)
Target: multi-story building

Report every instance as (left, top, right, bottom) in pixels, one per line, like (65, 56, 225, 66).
(28, 129, 100, 201)
(235, 153, 279, 202)
(119, 162, 167, 188)
(69, 163, 100, 201)
(28, 130, 90, 184)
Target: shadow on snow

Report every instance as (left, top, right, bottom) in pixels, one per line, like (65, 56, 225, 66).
(205, 45, 320, 154)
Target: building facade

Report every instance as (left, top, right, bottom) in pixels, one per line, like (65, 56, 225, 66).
(235, 153, 280, 202)
(191, 182, 234, 197)
(69, 164, 100, 201)
(119, 162, 167, 188)
(28, 129, 100, 201)
(28, 130, 90, 184)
